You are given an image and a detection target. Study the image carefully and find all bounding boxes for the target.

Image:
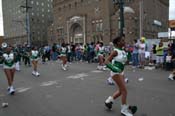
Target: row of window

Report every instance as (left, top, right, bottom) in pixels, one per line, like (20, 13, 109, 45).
(31, 12, 51, 17)
(30, 0, 53, 6)
(5, 30, 46, 38)
(57, 0, 101, 11)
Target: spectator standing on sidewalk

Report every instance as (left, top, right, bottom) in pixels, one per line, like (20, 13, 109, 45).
(138, 37, 146, 68)
(156, 41, 164, 68)
(132, 39, 139, 68)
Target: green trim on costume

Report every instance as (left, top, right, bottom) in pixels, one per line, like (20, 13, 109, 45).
(106, 61, 124, 73)
(113, 61, 124, 71)
(31, 56, 38, 59)
(61, 52, 66, 55)
(4, 60, 14, 67)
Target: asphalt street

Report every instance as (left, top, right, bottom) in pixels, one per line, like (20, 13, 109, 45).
(0, 61, 175, 116)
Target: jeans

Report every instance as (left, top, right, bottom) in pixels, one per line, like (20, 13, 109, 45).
(76, 51, 82, 61)
(52, 52, 58, 61)
(132, 53, 139, 66)
(67, 52, 72, 62)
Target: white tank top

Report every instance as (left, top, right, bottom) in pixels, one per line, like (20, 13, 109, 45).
(31, 50, 39, 57)
(112, 48, 127, 64)
(61, 47, 67, 54)
(3, 53, 14, 61)
(3, 53, 15, 67)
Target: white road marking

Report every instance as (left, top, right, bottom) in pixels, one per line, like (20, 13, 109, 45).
(40, 81, 58, 87)
(91, 70, 103, 73)
(66, 73, 88, 79)
(16, 87, 31, 93)
(138, 77, 144, 82)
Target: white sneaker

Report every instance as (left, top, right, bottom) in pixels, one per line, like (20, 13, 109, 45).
(102, 66, 106, 71)
(168, 74, 174, 81)
(107, 77, 115, 85)
(97, 65, 100, 70)
(121, 105, 133, 116)
(36, 72, 40, 76)
(32, 71, 36, 75)
(9, 86, 15, 95)
(7, 87, 10, 91)
(97, 65, 102, 70)
(65, 64, 68, 67)
(105, 96, 114, 110)
(62, 65, 67, 70)
(125, 78, 129, 83)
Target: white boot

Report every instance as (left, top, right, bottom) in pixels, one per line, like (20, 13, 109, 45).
(121, 104, 133, 116)
(168, 74, 174, 81)
(105, 96, 114, 110)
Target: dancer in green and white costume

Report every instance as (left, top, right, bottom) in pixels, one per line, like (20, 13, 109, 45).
(60, 43, 67, 70)
(96, 42, 106, 70)
(2, 45, 16, 95)
(31, 46, 40, 76)
(105, 36, 136, 116)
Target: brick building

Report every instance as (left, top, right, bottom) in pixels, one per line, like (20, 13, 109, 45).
(50, 0, 169, 45)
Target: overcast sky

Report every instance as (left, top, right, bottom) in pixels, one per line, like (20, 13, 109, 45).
(0, 0, 175, 36)
(169, 0, 175, 20)
(0, 0, 4, 36)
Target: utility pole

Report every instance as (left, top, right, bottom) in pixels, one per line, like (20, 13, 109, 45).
(119, 0, 124, 37)
(113, 0, 125, 37)
(20, 0, 32, 46)
(139, 0, 143, 40)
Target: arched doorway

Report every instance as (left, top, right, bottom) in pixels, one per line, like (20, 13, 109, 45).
(67, 16, 86, 44)
(70, 23, 83, 44)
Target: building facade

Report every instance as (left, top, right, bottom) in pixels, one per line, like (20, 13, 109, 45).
(50, 0, 169, 45)
(2, 0, 53, 46)
(2, 0, 26, 45)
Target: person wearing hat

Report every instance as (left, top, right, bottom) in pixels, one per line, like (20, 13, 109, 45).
(138, 37, 146, 68)
(156, 41, 164, 68)
(2, 45, 16, 95)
